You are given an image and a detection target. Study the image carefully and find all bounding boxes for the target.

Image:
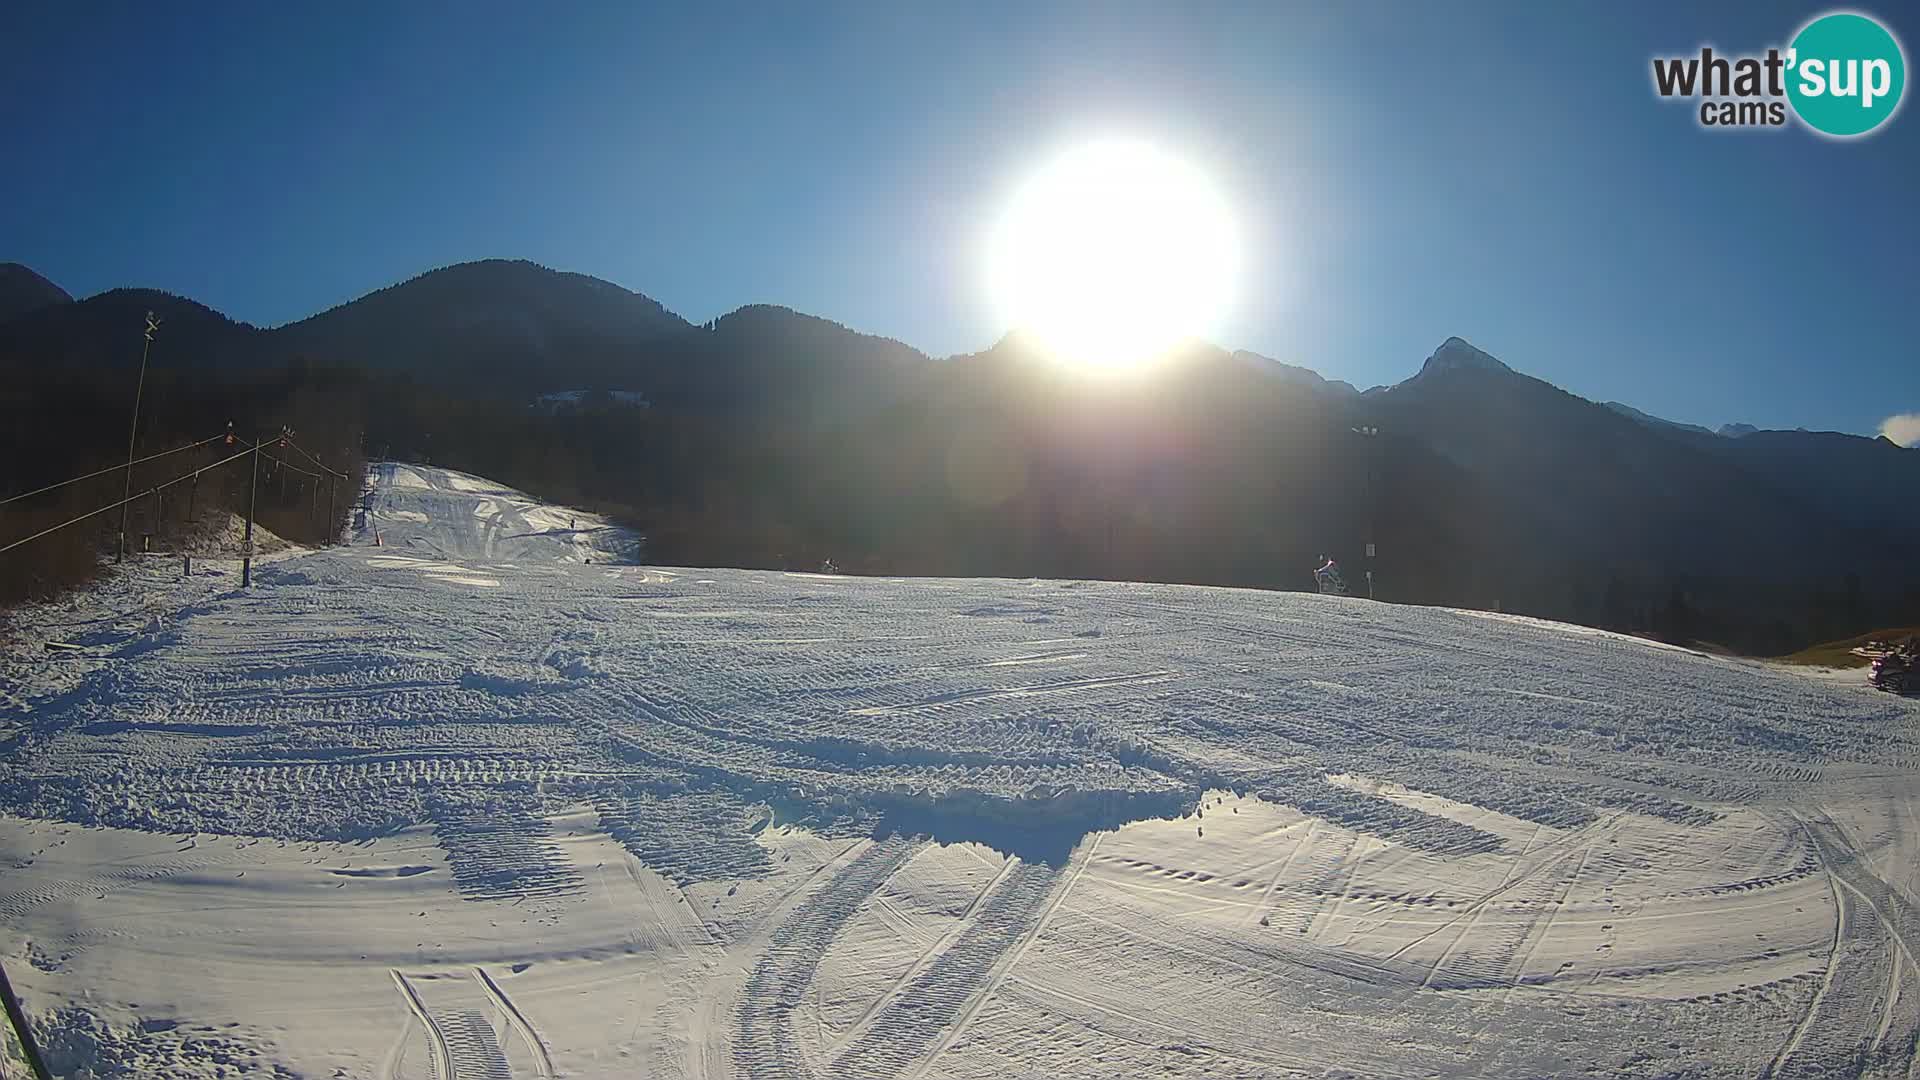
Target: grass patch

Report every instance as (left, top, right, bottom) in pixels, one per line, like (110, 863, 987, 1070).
(1778, 628, 1920, 668)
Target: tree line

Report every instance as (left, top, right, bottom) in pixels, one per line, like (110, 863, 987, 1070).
(362, 348, 1914, 657)
(0, 357, 366, 607)
(4, 330, 1910, 658)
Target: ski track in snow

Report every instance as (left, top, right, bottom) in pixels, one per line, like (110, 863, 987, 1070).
(2, 462, 1918, 1079)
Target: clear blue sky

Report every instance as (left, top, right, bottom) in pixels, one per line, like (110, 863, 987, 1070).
(4, 2, 1915, 437)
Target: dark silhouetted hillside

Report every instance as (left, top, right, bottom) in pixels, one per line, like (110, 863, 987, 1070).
(274, 259, 691, 390)
(4, 259, 1914, 652)
(1709, 429, 1920, 535)
(0, 286, 258, 370)
(0, 262, 71, 323)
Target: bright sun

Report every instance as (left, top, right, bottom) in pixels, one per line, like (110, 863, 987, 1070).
(988, 139, 1239, 372)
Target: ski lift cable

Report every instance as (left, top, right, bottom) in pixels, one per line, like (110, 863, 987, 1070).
(281, 435, 347, 478)
(0, 432, 227, 507)
(249, 431, 326, 479)
(261, 453, 322, 480)
(250, 438, 324, 480)
(0, 444, 256, 557)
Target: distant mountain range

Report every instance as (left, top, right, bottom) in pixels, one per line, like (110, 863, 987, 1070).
(1603, 400, 1744, 439)
(0, 259, 930, 415)
(3, 258, 1914, 652)
(1, 258, 1884, 439)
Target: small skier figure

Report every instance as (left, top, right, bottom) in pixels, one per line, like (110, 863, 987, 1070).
(1314, 555, 1349, 596)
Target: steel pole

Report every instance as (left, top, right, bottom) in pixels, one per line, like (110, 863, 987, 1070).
(242, 443, 259, 588)
(0, 959, 54, 1080)
(116, 315, 156, 561)
(1360, 425, 1379, 600)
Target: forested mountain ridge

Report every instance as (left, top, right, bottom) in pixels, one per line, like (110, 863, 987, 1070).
(3, 259, 1913, 653)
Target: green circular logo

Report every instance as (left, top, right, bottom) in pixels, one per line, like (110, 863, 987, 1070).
(1787, 12, 1906, 137)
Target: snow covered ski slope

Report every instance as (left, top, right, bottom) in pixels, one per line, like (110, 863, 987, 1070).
(357, 461, 644, 565)
(2, 464, 1918, 1078)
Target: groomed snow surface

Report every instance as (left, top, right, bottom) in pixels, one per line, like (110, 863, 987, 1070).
(3, 464, 1918, 1078)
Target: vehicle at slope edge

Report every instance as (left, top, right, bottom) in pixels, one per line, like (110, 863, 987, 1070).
(1870, 643, 1919, 695)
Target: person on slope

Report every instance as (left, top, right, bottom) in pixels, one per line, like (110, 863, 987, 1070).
(1314, 555, 1348, 596)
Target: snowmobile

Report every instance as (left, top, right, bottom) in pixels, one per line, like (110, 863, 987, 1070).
(1869, 645, 1918, 695)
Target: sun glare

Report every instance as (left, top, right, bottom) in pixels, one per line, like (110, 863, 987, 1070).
(988, 139, 1239, 372)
